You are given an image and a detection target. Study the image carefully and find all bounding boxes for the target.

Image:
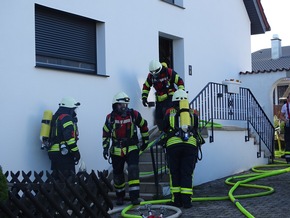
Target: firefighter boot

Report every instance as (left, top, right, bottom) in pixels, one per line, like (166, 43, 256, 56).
(131, 198, 140, 205)
(116, 196, 124, 206)
(182, 194, 192, 209)
(167, 193, 182, 207)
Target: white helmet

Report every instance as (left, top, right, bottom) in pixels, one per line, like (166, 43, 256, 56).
(149, 60, 162, 75)
(172, 90, 188, 102)
(112, 92, 130, 104)
(59, 97, 80, 108)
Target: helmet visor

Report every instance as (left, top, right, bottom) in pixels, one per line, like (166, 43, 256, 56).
(116, 97, 130, 103)
(150, 67, 161, 75)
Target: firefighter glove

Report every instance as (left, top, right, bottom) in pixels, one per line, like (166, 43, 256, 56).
(142, 98, 148, 107)
(103, 147, 109, 160)
(73, 150, 81, 162)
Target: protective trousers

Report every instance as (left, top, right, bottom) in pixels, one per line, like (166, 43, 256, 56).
(284, 126, 290, 163)
(155, 98, 173, 131)
(167, 145, 197, 206)
(49, 152, 76, 180)
(111, 149, 140, 201)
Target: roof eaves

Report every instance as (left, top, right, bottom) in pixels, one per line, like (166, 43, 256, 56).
(243, 0, 271, 35)
(240, 68, 290, 75)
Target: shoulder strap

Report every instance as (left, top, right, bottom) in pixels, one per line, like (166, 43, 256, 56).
(129, 109, 136, 124)
(48, 114, 58, 144)
(49, 113, 69, 143)
(107, 112, 115, 132)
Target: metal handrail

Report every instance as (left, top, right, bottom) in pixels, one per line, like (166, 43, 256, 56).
(189, 82, 274, 160)
(140, 131, 167, 199)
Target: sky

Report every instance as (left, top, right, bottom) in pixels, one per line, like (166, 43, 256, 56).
(251, 0, 290, 52)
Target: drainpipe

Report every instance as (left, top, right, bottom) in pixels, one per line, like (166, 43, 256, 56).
(271, 34, 282, 60)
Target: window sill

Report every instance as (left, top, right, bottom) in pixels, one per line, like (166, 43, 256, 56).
(160, 0, 185, 9)
(35, 63, 110, 77)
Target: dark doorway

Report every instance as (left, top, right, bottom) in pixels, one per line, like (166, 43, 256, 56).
(159, 37, 173, 68)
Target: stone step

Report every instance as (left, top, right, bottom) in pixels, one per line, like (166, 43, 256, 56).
(139, 147, 166, 162)
(139, 161, 167, 172)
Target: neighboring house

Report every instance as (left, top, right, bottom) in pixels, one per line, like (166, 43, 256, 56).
(240, 35, 290, 122)
(0, 0, 270, 185)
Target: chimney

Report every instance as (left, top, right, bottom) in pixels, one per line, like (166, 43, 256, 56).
(271, 34, 282, 60)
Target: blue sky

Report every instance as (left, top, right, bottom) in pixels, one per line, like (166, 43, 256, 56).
(251, 0, 290, 52)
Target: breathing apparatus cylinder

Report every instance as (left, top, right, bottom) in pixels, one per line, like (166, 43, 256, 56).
(179, 99, 191, 141)
(40, 110, 53, 149)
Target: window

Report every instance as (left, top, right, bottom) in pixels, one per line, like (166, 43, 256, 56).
(277, 85, 289, 104)
(35, 4, 102, 75)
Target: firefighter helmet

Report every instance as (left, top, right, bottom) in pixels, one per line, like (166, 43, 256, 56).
(172, 89, 188, 102)
(59, 97, 80, 108)
(112, 92, 130, 104)
(149, 60, 162, 75)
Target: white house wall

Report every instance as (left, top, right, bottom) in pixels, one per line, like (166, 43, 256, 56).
(194, 129, 268, 186)
(1, 0, 254, 183)
(240, 72, 287, 121)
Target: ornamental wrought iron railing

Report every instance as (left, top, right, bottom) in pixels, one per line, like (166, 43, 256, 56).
(190, 82, 275, 160)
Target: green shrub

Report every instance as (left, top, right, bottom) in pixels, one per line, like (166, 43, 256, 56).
(0, 165, 8, 202)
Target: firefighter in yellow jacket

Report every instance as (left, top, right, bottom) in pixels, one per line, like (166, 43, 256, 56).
(163, 89, 198, 209)
(102, 91, 149, 206)
(47, 97, 81, 179)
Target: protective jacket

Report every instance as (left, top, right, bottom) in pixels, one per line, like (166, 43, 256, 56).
(142, 67, 184, 103)
(102, 109, 149, 156)
(48, 107, 79, 154)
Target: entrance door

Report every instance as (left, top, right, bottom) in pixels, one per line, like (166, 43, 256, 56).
(159, 36, 173, 68)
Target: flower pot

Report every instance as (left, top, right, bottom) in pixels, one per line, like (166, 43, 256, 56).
(222, 80, 241, 94)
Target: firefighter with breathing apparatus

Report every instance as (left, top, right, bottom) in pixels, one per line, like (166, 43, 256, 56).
(102, 91, 149, 206)
(142, 60, 185, 131)
(163, 89, 199, 209)
(40, 97, 81, 179)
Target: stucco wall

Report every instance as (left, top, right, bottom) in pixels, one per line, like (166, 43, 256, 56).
(240, 72, 287, 122)
(0, 0, 254, 182)
(194, 128, 268, 185)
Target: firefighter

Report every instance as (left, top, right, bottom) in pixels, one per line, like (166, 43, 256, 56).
(142, 60, 185, 131)
(47, 97, 81, 179)
(102, 91, 149, 206)
(163, 89, 198, 209)
(280, 93, 290, 163)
